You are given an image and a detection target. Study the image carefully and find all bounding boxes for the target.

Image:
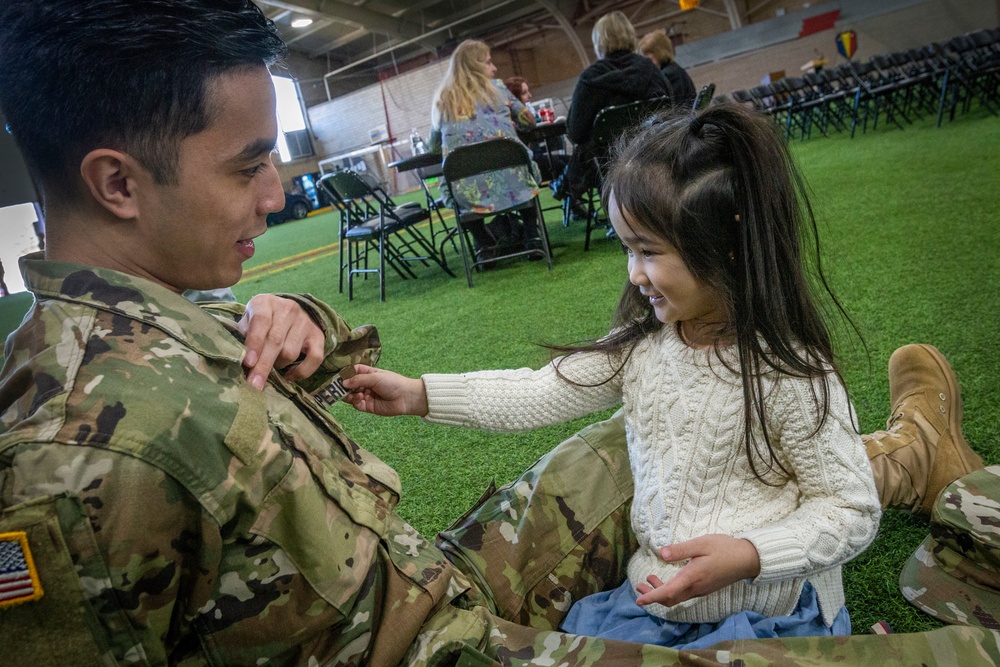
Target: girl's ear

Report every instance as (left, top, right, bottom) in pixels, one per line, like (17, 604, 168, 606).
(78, 149, 142, 220)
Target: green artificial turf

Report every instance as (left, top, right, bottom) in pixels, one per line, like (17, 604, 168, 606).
(235, 110, 999, 636)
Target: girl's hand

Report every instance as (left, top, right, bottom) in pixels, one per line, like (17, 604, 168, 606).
(635, 534, 761, 608)
(341, 364, 429, 417)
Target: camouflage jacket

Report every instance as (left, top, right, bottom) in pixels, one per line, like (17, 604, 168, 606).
(0, 255, 467, 666)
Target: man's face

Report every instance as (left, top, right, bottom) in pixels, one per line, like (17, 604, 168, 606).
(132, 66, 284, 293)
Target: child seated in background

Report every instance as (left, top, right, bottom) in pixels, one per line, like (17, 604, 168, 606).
(504, 76, 570, 183)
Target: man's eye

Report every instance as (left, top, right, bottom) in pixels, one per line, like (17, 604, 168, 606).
(243, 163, 265, 177)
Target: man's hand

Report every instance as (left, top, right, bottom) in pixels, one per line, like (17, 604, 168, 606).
(342, 364, 429, 417)
(635, 534, 761, 608)
(237, 295, 325, 389)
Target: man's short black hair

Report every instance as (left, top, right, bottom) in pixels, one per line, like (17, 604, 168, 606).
(0, 0, 286, 201)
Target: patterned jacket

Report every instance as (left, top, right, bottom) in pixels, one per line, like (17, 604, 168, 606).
(430, 79, 540, 214)
(0, 255, 468, 666)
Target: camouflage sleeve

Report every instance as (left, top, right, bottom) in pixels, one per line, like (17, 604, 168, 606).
(199, 293, 381, 394)
(7, 444, 207, 665)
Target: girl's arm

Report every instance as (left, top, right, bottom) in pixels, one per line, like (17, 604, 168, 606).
(635, 535, 761, 607)
(635, 374, 880, 608)
(738, 375, 881, 583)
(346, 352, 624, 432)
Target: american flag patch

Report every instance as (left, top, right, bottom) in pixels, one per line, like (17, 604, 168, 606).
(0, 531, 43, 607)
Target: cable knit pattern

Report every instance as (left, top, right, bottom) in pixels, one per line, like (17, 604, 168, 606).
(422, 325, 881, 626)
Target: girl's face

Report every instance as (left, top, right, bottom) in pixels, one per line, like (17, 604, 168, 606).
(519, 82, 532, 104)
(609, 193, 726, 342)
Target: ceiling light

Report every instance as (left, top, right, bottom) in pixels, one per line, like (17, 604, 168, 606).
(291, 18, 313, 28)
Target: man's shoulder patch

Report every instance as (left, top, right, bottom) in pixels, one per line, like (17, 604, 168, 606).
(0, 531, 43, 608)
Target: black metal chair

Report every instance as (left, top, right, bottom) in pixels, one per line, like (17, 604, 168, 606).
(325, 170, 454, 301)
(577, 95, 673, 250)
(441, 137, 553, 287)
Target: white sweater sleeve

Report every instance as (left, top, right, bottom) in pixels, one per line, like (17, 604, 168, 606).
(738, 375, 881, 583)
(422, 351, 624, 432)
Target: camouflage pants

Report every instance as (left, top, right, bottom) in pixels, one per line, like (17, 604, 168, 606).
(413, 410, 1000, 667)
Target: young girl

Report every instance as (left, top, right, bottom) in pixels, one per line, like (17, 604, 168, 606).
(342, 103, 881, 648)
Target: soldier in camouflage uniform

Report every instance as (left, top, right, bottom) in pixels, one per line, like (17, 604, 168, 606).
(0, 1, 996, 666)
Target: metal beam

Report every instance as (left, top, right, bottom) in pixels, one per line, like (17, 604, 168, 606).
(631, 8, 687, 31)
(720, 0, 743, 28)
(255, 0, 437, 47)
(283, 18, 335, 45)
(747, 0, 778, 18)
(534, 0, 590, 68)
(322, 0, 521, 89)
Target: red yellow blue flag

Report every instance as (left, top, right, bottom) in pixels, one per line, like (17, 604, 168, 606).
(836, 30, 858, 59)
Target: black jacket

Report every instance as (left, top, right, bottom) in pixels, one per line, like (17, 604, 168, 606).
(565, 50, 669, 146)
(662, 61, 697, 110)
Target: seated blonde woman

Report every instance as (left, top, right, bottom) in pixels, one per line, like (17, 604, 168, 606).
(430, 40, 542, 263)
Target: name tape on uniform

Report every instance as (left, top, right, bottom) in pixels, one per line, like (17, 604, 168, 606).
(311, 364, 357, 408)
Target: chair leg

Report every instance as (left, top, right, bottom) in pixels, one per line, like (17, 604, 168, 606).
(451, 214, 475, 288)
(379, 232, 386, 302)
(534, 199, 554, 271)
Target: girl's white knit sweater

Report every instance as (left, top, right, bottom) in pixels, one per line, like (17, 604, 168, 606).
(422, 324, 880, 626)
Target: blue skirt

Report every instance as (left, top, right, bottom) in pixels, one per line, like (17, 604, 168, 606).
(560, 580, 850, 649)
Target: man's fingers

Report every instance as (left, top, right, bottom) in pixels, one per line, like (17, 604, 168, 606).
(281, 322, 324, 381)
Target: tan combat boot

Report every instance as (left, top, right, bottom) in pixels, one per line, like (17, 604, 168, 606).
(864, 344, 985, 517)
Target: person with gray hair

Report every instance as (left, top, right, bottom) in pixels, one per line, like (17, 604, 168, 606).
(552, 11, 669, 212)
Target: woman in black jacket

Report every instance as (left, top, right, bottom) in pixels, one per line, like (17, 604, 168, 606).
(554, 11, 668, 210)
(638, 29, 697, 110)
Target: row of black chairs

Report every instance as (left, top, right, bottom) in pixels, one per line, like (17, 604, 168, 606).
(318, 170, 455, 301)
(730, 27, 1000, 140)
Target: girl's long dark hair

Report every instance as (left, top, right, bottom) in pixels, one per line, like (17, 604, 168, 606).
(552, 103, 862, 484)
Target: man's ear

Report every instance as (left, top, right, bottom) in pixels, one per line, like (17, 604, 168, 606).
(78, 149, 146, 220)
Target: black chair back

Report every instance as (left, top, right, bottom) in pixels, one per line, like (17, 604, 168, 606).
(442, 137, 533, 182)
(441, 137, 553, 286)
(591, 96, 672, 147)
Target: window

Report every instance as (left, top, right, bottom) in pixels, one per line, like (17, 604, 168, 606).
(271, 75, 314, 162)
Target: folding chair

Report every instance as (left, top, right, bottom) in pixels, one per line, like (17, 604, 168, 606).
(412, 160, 460, 258)
(325, 170, 455, 301)
(441, 137, 553, 287)
(578, 95, 673, 250)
